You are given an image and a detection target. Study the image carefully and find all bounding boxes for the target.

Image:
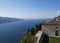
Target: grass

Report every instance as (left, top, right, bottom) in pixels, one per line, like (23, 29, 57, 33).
(43, 34, 60, 43)
(49, 36, 60, 43)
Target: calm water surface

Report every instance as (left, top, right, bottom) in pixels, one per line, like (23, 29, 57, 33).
(0, 19, 43, 43)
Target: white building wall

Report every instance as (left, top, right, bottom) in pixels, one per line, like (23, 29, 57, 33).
(42, 25, 60, 36)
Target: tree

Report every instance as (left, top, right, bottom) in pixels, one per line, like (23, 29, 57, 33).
(35, 24, 42, 32)
(27, 28, 31, 33)
(34, 24, 39, 33)
(31, 28, 35, 36)
(38, 24, 41, 30)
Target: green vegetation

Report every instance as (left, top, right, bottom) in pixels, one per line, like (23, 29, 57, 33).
(28, 24, 41, 36)
(35, 24, 41, 32)
(30, 28, 35, 36)
(49, 36, 60, 43)
(43, 34, 60, 43)
(19, 24, 41, 43)
(20, 32, 35, 43)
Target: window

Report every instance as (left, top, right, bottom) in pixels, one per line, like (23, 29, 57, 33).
(55, 29, 58, 36)
(55, 27, 58, 36)
(56, 27, 58, 28)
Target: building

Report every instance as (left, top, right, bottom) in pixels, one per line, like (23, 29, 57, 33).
(42, 16, 60, 36)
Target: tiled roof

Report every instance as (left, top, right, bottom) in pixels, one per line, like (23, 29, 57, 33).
(42, 16, 60, 25)
(42, 20, 60, 25)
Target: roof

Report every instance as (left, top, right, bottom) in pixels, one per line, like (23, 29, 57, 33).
(42, 16, 60, 25)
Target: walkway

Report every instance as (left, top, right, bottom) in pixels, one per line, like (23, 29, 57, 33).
(34, 31, 43, 43)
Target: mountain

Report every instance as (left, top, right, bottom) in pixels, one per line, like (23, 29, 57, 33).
(0, 17, 23, 24)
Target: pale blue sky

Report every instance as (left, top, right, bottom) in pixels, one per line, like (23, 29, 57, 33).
(0, 0, 60, 19)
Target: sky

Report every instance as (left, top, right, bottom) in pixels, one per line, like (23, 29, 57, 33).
(0, 0, 60, 19)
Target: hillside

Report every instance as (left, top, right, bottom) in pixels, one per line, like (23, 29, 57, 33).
(0, 17, 23, 24)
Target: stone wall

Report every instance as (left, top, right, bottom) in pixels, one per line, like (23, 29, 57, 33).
(42, 25, 60, 36)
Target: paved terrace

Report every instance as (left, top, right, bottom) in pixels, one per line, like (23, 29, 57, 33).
(34, 31, 43, 43)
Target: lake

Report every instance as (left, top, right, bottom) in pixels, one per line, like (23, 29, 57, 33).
(0, 19, 43, 43)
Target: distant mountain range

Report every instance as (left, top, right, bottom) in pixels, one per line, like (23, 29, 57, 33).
(0, 17, 53, 24)
(0, 17, 23, 24)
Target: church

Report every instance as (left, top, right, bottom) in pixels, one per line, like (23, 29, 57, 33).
(42, 16, 60, 36)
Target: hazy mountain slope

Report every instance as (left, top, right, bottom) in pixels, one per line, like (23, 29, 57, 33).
(0, 17, 23, 24)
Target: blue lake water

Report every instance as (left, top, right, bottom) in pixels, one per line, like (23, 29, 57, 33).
(0, 19, 43, 43)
